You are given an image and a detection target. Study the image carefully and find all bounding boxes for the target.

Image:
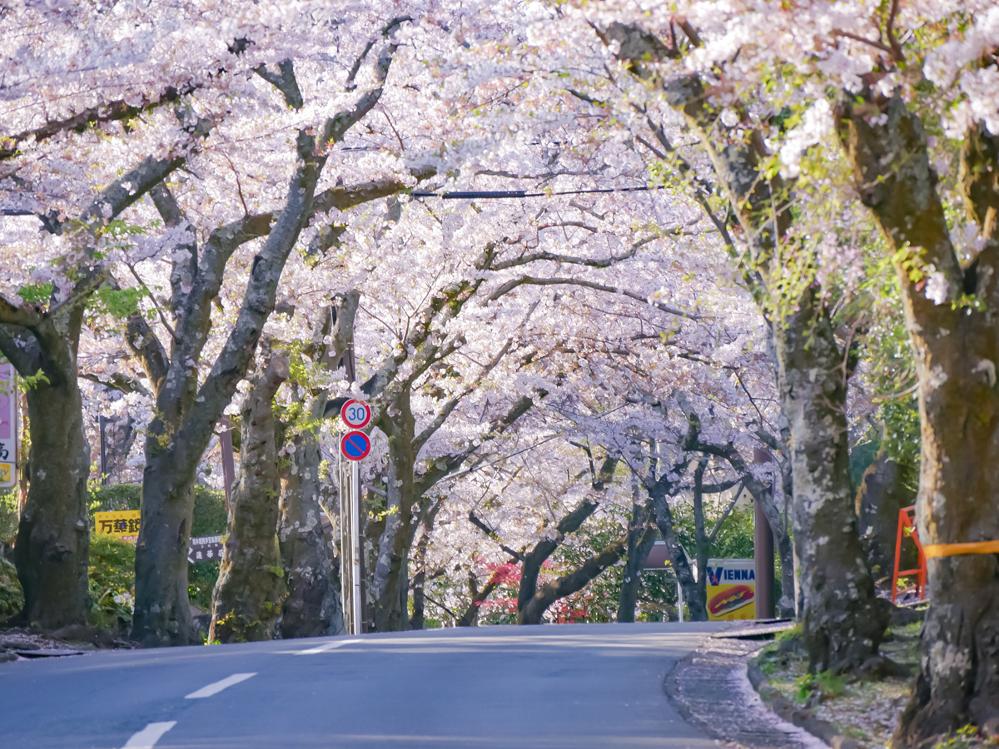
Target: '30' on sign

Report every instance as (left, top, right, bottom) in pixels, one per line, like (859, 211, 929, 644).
(340, 399, 371, 429)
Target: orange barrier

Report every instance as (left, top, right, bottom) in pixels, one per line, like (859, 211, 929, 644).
(891, 505, 926, 604)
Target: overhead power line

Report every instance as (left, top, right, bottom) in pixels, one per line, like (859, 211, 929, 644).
(410, 185, 661, 200)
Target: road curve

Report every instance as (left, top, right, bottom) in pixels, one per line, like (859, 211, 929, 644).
(0, 622, 727, 748)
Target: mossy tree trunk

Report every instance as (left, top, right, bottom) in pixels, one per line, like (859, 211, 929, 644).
(210, 351, 288, 643)
(838, 93, 999, 746)
(776, 287, 889, 671)
(1, 320, 90, 630)
(278, 291, 358, 638)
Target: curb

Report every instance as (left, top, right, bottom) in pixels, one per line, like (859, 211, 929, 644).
(746, 661, 860, 749)
(664, 634, 828, 748)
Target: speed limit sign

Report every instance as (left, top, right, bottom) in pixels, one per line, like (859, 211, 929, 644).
(340, 399, 372, 429)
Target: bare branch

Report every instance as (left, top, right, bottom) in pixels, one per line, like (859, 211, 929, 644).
(487, 275, 700, 320)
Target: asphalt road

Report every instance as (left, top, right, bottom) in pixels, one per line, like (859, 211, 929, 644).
(0, 622, 727, 748)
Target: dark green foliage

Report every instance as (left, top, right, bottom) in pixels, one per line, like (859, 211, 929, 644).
(673, 504, 757, 559)
(0, 557, 23, 622)
(188, 561, 220, 613)
(191, 487, 227, 537)
(0, 490, 17, 547)
(855, 257, 921, 493)
(88, 535, 135, 631)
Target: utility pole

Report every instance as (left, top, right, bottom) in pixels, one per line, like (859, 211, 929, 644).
(753, 447, 776, 619)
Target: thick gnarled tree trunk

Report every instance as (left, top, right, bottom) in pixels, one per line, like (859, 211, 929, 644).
(210, 353, 288, 643)
(777, 289, 888, 671)
(14, 364, 90, 629)
(838, 94, 999, 745)
(278, 418, 343, 638)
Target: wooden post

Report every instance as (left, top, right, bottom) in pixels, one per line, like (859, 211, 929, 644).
(753, 447, 776, 619)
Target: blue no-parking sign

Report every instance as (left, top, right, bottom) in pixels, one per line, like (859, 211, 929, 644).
(340, 430, 371, 461)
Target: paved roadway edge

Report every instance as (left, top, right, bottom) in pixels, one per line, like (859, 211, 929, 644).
(662, 635, 831, 749)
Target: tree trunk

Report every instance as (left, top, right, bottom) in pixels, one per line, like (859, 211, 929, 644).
(854, 449, 906, 580)
(210, 353, 288, 643)
(617, 486, 656, 623)
(838, 94, 999, 745)
(13, 370, 90, 629)
(0, 154, 180, 631)
(777, 287, 888, 672)
(371, 390, 418, 632)
(132, 453, 198, 645)
(458, 570, 502, 627)
(408, 500, 440, 630)
(519, 539, 627, 624)
(648, 484, 705, 621)
(278, 420, 343, 638)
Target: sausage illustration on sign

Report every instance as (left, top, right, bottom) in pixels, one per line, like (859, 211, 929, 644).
(707, 584, 754, 617)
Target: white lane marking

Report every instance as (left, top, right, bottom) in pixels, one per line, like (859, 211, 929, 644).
(294, 638, 363, 655)
(184, 672, 256, 699)
(121, 721, 176, 748)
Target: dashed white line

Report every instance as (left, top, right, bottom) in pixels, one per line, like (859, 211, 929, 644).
(121, 721, 176, 749)
(293, 638, 363, 655)
(184, 672, 256, 699)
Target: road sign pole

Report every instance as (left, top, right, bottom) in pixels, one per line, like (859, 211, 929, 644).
(338, 441, 350, 634)
(350, 459, 362, 635)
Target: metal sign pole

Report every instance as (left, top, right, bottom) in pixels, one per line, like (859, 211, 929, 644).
(350, 459, 362, 635)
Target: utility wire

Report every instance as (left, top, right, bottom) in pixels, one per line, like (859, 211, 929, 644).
(410, 185, 661, 200)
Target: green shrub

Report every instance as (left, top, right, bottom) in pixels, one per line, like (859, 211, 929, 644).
(88, 535, 136, 631)
(0, 557, 23, 622)
(188, 561, 220, 613)
(794, 670, 846, 704)
(0, 490, 18, 546)
(191, 486, 227, 537)
(88, 483, 141, 513)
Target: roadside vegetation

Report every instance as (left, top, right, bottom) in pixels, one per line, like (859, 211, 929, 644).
(1, 4, 997, 747)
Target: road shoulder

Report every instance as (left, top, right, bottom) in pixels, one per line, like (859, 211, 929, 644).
(664, 631, 828, 749)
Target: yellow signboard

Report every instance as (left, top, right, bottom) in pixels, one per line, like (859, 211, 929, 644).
(94, 510, 141, 542)
(0, 463, 12, 487)
(705, 558, 756, 621)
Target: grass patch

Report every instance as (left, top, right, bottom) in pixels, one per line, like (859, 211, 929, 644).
(751, 619, 920, 747)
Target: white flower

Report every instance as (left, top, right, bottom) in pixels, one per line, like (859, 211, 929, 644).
(925, 267, 950, 305)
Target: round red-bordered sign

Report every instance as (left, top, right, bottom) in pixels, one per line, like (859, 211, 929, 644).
(340, 430, 371, 461)
(340, 399, 372, 429)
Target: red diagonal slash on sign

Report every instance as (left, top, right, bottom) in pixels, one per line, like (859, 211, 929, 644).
(340, 430, 371, 461)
